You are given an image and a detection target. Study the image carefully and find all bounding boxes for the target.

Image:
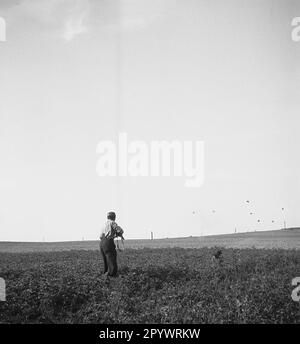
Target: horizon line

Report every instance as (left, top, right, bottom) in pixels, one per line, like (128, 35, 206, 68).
(1, 227, 299, 243)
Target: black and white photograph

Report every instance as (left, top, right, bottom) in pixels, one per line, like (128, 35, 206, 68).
(0, 0, 299, 332)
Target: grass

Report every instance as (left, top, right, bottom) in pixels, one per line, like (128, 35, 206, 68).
(0, 228, 299, 253)
(0, 247, 299, 324)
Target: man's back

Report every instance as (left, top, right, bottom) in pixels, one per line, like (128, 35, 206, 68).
(100, 219, 123, 239)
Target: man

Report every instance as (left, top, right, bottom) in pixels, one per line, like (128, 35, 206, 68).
(100, 211, 124, 277)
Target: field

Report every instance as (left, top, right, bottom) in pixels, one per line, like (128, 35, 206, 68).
(1, 228, 300, 253)
(0, 240, 300, 323)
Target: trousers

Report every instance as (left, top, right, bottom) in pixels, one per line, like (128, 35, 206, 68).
(100, 237, 118, 276)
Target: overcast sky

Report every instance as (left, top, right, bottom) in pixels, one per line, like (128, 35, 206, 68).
(0, 0, 299, 241)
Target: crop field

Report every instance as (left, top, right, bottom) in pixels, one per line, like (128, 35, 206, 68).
(0, 246, 299, 324)
(1, 229, 300, 253)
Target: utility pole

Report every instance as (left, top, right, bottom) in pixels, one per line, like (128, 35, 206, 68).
(282, 208, 287, 229)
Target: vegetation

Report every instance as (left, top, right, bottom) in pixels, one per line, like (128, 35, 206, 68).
(0, 247, 299, 323)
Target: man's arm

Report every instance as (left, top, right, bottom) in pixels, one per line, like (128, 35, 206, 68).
(99, 226, 105, 240)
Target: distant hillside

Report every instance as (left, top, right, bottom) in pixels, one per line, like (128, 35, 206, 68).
(0, 228, 299, 253)
(282, 227, 300, 231)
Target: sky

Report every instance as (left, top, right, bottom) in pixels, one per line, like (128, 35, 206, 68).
(0, 0, 299, 241)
